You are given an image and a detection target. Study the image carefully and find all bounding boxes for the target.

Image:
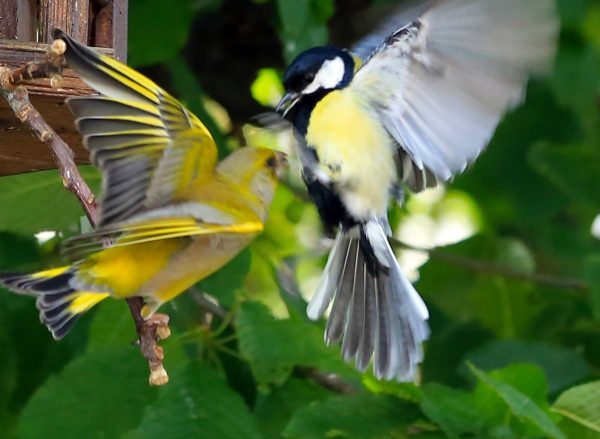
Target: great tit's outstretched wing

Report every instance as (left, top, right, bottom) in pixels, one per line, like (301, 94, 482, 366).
(54, 30, 218, 227)
(350, 0, 433, 63)
(350, 0, 558, 183)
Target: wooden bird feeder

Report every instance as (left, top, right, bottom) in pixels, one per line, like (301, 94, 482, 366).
(0, 0, 128, 176)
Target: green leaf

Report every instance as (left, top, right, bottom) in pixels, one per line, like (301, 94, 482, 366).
(18, 348, 157, 439)
(0, 320, 18, 434)
(310, 0, 335, 23)
(453, 85, 577, 228)
(128, 0, 197, 67)
(557, 0, 588, 29)
(0, 232, 42, 271)
(529, 142, 600, 206)
(86, 299, 136, 351)
(254, 378, 331, 439)
(464, 340, 591, 394)
(420, 383, 485, 437)
(283, 394, 420, 439)
(550, 44, 600, 118)
(251, 68, 284, 108)
(276, 0, 329, 63)
(236, 301, 356, 388)
(134, 363, 261, 439)
(470, 365, 565, 439)
(0, 167, 100, 234)
(421, 236, 543, 338)
(197, 248, 252, 308)
(584, 255, 600, 322)
(166, 57, 229, 154)
(470, 363, 551, 437)
(552, 381, 600, 437)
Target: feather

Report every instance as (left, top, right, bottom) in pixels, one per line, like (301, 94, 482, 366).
(55, 31, 217, 227)
(309, 220, 429, 381)
(0, 269, 109, 339)
(351, 0, 558, 182)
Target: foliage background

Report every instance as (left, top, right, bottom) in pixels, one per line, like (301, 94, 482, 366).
(1, 0, 600, 437)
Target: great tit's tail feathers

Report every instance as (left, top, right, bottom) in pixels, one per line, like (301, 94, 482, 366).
(0, 267, 109, 339)
(307, 220, 429, 381)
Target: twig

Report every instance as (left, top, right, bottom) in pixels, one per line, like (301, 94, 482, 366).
(0, 39, 65, 89)
(390, 238, 589, 293)
(1, 86, 97, 219)
(297, 367, 357, 394)
(0, 41, 171, 385)
(190, 289, 229, 319)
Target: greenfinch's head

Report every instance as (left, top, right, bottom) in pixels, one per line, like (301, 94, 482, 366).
(277, 47, 355, 117)
(217, 147, 287, 208)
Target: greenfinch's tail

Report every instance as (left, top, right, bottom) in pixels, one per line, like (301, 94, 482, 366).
(0, 267, 109, 339)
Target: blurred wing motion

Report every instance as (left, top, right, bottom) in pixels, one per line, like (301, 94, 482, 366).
(54, 29, 217, 226)
(350, 0, 433, 62)
(351, 0, 558, 182)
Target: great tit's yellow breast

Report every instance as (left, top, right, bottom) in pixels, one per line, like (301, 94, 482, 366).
(306, 89, 396, 219)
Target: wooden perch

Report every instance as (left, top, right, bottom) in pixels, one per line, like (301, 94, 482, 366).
(0, 40, 110, 176)
(0, 40, 171, 386)
(0, 0, 127, 176)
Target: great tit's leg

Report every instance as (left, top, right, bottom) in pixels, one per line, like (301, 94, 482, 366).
(391, 183, 405, 205)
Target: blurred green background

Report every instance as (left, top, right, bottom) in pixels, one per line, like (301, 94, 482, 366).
(1, 0, 600, 437)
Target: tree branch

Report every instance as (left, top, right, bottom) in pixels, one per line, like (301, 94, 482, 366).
(389, 238, 589, 293)
(297, 367, 357, 394)
(0, 42, 171, 385)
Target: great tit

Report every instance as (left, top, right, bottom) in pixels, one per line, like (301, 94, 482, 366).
(276, 0, 558, 381)
(0, 31, 287, 341)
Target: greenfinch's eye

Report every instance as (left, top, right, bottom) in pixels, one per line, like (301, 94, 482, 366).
(266, 157, 276, 168)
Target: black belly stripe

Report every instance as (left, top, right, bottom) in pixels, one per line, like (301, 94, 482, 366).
(305, 177, 356, 235)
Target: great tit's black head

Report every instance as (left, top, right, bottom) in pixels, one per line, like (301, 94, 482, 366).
(277, 47, 354, 116)
(283, 47, 354, 94)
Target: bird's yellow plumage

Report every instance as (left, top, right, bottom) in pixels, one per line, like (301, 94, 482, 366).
(0, 30, 286, 340)
(79, 239, 184, 298)
(307, 89, 396, 218)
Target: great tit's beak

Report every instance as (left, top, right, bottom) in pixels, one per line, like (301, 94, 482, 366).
(276, 92, 301, 117)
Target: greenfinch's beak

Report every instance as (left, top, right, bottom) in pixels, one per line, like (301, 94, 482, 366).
(273, 151, 289, 179)
(276, 92, 301, 116)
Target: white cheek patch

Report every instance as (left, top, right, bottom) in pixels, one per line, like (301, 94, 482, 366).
(303, 57, 346, 94)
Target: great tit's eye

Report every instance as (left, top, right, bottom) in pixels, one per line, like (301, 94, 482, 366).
(302, 72, 316, 87)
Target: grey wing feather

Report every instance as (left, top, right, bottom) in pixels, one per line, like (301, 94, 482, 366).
(351, 0, 559, 183)
(58, 31, 214, 227)
(308, 223, 429, 381)
(351, 0, 434, 61)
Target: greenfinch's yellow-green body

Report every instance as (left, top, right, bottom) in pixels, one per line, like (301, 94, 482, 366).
(0, 31, 286, 339)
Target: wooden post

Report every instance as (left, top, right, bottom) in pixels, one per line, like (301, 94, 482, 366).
(112, 0, 128, 62)
(40, 0, 91, 43)
(0, 0, 36, 41)
(0, 1, 18, 39)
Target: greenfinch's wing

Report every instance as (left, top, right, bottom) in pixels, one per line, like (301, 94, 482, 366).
(349, 0, 558, 189)
(54, 30, 218, 226)
(62, 212, 264, 262)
